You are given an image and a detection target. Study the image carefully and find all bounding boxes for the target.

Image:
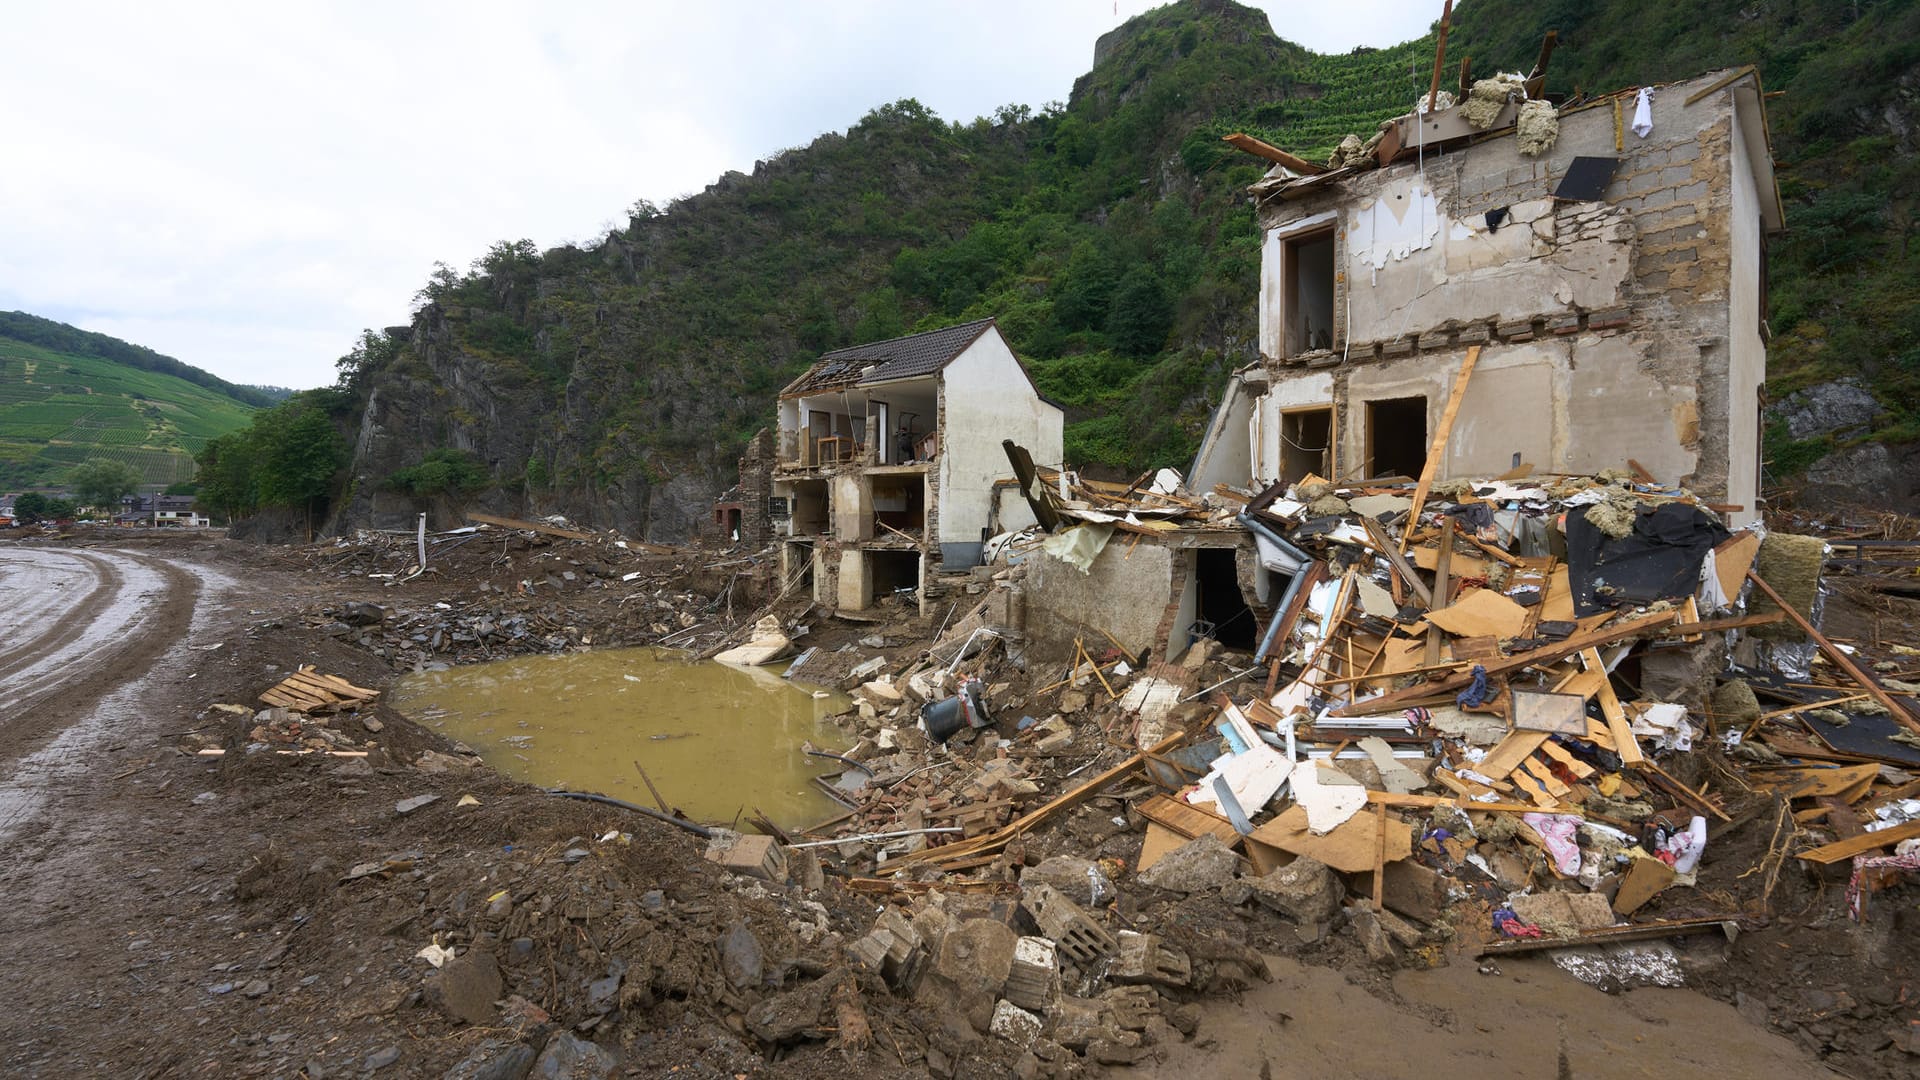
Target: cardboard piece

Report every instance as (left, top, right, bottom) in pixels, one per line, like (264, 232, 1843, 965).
(1423, 589, 1530, 640)
(1713, 531, 1762, 603)
(1613, 855, 1677, 915)
(1249, 804, 1413, 874)
(1136, 822, 1184, 873)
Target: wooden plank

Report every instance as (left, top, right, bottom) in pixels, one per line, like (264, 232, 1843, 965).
(1371, 803, 1389, 909)
(1748, 569, 1920, 733)
(1136, 823, 1186, 873)
(1361, 517, 1432, 608)
(1475, 916, 1736, 957)
(1136, 794, 1240, 843)
(1331, 611, 1673, 718)
(1221, 132, 1326, 174)
(1401, 345, 1482, 546)
(1477, 730, 1549, 779)
(1425, 517, 1455, 665)
(466, 511, 596, 542)
(1582, 648, 1644, 764)
(1661, 610, 1784, 636)
(1748, 764, 1879, 802)
(1537, 739, 1596, 779)
(1796, 819, 1920, 865)
(1362, 790, 1576, 817)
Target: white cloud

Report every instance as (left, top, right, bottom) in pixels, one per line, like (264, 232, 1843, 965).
(0, 1, 1437, 391)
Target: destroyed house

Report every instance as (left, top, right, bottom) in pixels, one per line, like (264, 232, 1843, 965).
(768, 319, 1063, 610)
(1191, 68, 1783, 529)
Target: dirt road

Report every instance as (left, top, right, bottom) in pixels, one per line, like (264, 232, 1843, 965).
(0, 545, 222, 838)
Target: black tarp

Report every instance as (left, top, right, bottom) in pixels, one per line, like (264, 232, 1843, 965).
(1566, 502, 1730, 616)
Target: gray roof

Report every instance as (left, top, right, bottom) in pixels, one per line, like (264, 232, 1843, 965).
(780, 318, 997, 397)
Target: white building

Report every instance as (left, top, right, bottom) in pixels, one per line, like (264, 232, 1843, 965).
(767, 319, 1063, 611)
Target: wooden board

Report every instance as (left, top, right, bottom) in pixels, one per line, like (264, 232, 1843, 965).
(1402, 345, 1482, 546)
(466, 511, 597, 541)
(1136, 822, 1185, 873)
(1796, 819, 1920, 865)
(1478, 730, 1549, 778)
(1749, 764, 1879, 803)
(1582, 648, 1644, 764)
(1713, 531, 1762, 602)
(1136, 794, 1241, 843)
(1249, 804, 1413, 874)
(1423, 588, 1530, 640)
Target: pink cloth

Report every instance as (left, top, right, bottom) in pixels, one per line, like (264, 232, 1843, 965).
(1848, 849, 1920, 921)
(1523, 812, 1582, 876)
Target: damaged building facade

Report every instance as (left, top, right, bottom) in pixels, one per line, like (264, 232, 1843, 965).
(1191, 68, 1783, 529)
(765, 319, 1063, 611)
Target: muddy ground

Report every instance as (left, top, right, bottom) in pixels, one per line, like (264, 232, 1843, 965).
(0, 528, 1909, 1078)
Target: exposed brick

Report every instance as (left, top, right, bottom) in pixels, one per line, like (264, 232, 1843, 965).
(1548, 314, 1582, 336)
(1496, 319, 1535, 342)
(1457, 324, 1491, 345)
(1381, 338, 1415, 359)
(1306, 353, 1340, 368)
(1588, 307, 1632, 330)
(1417, 331, 1451, 351)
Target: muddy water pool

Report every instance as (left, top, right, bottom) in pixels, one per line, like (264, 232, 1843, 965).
(391, 647, 851, 827)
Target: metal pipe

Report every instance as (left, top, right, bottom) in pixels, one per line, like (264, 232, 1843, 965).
(1238, 513, 1314, 664)
(785, 826, 964, 850)
(546, 790, 715, 838)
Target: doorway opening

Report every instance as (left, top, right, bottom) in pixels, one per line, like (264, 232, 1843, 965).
(1193, 548, 1256, 651)
(868, 550, 921, 600)
(1366, 397, 1428, 480)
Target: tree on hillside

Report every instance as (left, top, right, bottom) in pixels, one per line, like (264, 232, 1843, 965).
(257, 404, 348, 539)
(13, 492, 77, 523)
(1106, 266, 1174, 357)
(69, 458, 141, 510)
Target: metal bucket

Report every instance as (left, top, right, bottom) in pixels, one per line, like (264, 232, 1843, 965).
(919, 678, 990, 744)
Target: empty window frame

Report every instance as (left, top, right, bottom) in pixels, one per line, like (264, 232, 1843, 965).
(1365, 397, 1428, 481)
(1283, 228, 1337, 357)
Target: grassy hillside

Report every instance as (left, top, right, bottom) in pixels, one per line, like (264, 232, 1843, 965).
(0, 333, 258, 488)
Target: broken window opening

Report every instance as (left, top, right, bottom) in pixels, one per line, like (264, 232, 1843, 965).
(1366, 396, 1428, 481)
(788, 540, 815, 593)
(869, 476, 926, 537)
(788, 479, 828, 535)
(1280, 407, 1334, 484)
(1285, 229, 1337, 357)
(1193, 548, 1257, 652)
(867, 550, 921, 600)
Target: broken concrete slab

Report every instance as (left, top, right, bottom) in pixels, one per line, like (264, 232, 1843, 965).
(1248, 857, 1342, 925)
(1136, 833, 1240, 894)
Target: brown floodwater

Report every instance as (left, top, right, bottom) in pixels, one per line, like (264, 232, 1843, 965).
(390, 647, 851, 828)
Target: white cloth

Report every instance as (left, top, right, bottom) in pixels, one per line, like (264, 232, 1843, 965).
(1631, 88, 1654, 138)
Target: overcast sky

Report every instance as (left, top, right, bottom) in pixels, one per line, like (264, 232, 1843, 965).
(0, 1, 1437, 392)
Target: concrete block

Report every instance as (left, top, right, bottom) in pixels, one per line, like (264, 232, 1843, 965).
(1004, 936, 1058, 1011)
(704, 833, 789, 883)
(1417, 331, 1451, 352)
(1020, 882, 1116, 965)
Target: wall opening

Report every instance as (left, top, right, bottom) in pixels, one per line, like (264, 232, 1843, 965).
(869, 475, 926, 537)
(867, 550, 921, 601)
(1280, 406, 1334, 483)
(786, 540, 814, 592)
(1286, 230, 1336, 357)
(1193, 547, 1256, 651)
(789, 479, 828, 535)
(1366, 397, 1428, 480)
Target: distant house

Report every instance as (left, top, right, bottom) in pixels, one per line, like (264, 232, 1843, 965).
(753, 319, 1064, 611)
(118, 493, 209, 527)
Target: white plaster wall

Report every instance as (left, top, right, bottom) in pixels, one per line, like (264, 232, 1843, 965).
(934, 329, 1064, 546)
(1189, 372, 1258, 492)
(1725, 105, 1767, 527)
(1250, 371, 1335, 481)
(1342, 179, 1631, 338)
(1258, 230, 1283, 361)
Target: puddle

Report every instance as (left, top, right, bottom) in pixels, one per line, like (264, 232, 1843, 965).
(390, 647, 852, 828)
